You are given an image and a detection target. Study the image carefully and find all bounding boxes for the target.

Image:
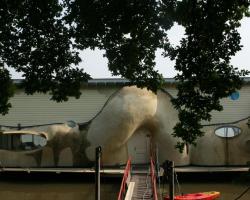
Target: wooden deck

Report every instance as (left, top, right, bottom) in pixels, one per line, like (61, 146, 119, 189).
(175, 166, 249, 173)
(0, 167, 124, 176)
(0, 166, 248, 176)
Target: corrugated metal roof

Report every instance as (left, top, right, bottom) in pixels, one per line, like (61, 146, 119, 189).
(12, 77, 250, 86)
(12, 78, 173, 86)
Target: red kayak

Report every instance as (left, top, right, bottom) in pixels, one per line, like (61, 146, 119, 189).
(164, 191, 220, 200)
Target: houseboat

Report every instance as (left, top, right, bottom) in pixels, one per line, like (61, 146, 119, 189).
(0, 78, 249, 168)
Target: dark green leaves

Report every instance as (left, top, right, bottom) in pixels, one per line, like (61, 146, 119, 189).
(0, 67, 14, 115)
(164, 0, 250, 151)
(0, 0, 249, 152)
(0, 0, 90, 114)
(65, 0, 168, 92)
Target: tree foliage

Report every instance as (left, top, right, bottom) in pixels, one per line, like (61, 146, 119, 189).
(64, 0, 167, 89)
(163, 0, 250, 151)
(0, 0, 90, 103)
(0, 0, 249, 151)
(0, 66, 14, 115)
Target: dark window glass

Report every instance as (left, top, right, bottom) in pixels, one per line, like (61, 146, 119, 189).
(0, 133, 47, 151)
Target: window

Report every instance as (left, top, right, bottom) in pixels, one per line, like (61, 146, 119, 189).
(34, 135, 47, 147)
(215, 126, 241, 138)
(66, 120, 77, 128)
(230, 91, 240, 100)
(0, 133, 47, 151)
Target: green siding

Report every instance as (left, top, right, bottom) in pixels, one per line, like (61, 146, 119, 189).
(164, 85, 250, 124)
(0, 88, 117, 126)
(208, 85, 250, 124)
(0, 85, 249, 127)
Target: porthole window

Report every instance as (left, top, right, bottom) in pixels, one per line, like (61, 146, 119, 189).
(215, 126, 241, 138)
(230, 91, 240, 100)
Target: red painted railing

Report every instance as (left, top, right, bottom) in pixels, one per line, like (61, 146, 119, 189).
(151, 157, 158, 200)
(117, 158, 131, 200)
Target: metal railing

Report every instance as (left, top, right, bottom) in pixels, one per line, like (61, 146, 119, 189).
(117, 158, 131, 200)
(151, 157, 158, 200)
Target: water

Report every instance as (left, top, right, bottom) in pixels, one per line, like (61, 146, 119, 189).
(0, 174, 249, 200)
(0, 174, 121, 200)
(0, 181, 249, 200)
(0, 182, 121, 200)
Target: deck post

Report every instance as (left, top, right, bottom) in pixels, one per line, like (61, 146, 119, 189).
(169, 161, 175, 200)
(17, 123, 21, 130)
(163, 160, 175, 200)
(95, 146, 102, 200)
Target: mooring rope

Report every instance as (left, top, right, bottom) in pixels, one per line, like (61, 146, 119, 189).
(234, 186, 250, 200)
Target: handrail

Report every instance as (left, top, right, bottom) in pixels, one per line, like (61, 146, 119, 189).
(151, 157, 158, 200)
(117, 158, 131, 200)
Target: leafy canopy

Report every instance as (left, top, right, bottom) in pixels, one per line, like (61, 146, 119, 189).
(0, 0, 249, 151)
(164, 0, 250, 151)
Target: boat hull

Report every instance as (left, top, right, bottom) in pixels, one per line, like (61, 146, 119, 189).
(164, 191, 220, 200)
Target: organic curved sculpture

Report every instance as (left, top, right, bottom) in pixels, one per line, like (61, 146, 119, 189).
(85, 86, 189, 165)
